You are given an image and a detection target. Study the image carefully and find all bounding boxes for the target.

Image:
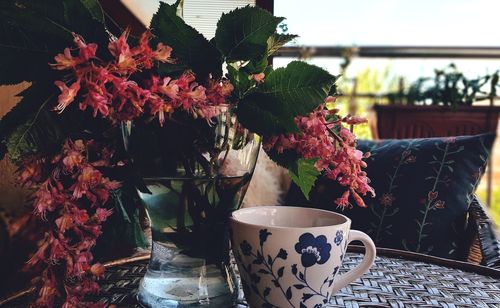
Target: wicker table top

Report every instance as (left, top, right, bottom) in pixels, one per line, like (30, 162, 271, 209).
(3, 248, 500, 308)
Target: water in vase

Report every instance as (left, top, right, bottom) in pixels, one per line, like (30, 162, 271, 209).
(137, 175, 251, 307)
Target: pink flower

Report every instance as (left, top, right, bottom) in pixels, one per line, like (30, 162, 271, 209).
(196, 106, 219, 119)
(339, 127, 356, 144)
(82, 224, 103, 237)
(108, 30, 131, 59)
(335, 190, 350, 208)
(54, 80, 81, 113)
(34, 187, 57, 217)
(154, 43, 174, 63)
(56, 214, 74, 232)
(22, 139, 121, 306)
(49, 238, 67, 262)
(35, 276, 59, 307)
(132, 31, 154, 67)
(73, 34, 97, 62)
(96, 177, 120, 202)
(264, 104, 374, 208)
(26, 233, 51, 267)
(94, 208, 113, 223)
(62, 296, 79, 308)
(157, 77, 180, 100)
(18, 159, 44, 185)
(108, 30, 137, 73)
(252, 73, 265, 83)
(75, 236, 97, 251)
(324, 96, 336, 104)
(157, 103, 173, 126)
(73, 252, 93, 277)
(80, 88, 112, 117)
(63, 150, 84, 171)
(220, 80, 234, 97)
(50, 48, 78, 70)
(72, 208, 90, 225)
(115, 80, 150, 120)
(344, 115, 367, 125)
(206, 79, 233, 106)
(351, 190, 366, 208)
(185, 84, 207, 103)
(72, 166, 102, 199)
(176, 71, 196, 89)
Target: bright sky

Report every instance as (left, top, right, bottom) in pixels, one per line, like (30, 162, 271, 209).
(275, 0, 500, 46)
(275, 0, 500, 87)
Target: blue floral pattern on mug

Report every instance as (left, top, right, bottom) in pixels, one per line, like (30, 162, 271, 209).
(235, 229, 347, 307)
(260, 229, 272, 245)
(334, 230, 344, 246)
(294, 233, 331, 268)
(240, 240, 252, 256)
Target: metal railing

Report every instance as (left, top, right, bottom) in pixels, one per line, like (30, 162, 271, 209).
(275, 46, 500, 59)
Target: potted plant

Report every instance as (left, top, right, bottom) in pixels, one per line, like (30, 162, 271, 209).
(0, 1, 375, 306)
(372, 64, 500, 139)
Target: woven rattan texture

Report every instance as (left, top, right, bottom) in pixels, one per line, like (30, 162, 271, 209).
(5, 253, 500, 307)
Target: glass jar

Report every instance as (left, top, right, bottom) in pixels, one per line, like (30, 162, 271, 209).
(124, 106, 260, 307)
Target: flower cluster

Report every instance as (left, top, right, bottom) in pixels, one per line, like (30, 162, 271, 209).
(51, 31, 233, 125)
(19, 29, 234, 307)
(20, 140, 119, 307)
(264, 99, 374, 208)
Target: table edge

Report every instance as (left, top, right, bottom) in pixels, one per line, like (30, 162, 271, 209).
(2, 246, 500, 306)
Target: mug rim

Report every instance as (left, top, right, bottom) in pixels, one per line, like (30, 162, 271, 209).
(230, 205, 351, 230)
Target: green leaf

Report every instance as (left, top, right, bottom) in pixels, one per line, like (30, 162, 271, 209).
(0, 0, 108, 85)
(261, 61, 337, 117)
(0, 83, 57, 160)
(215, 6, 283, 61)
(267, 33, 297, 56)
(150, 2, 222, 79)
(236, 62, 335, 137)
(6, 106, 63, 163)
(61, 0, 108, 41)
(75, 0, 105, 23)
(236, 92, 298, 136)
(227, 64, 254, 99)
(0, 3, 69, 84)
(288, 158, 320, 200)
(242, 57, 268, 75)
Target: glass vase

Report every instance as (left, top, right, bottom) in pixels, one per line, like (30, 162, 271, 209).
(124, 106, 260, 307)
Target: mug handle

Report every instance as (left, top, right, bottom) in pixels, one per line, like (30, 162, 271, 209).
(331, 230, 376, 293)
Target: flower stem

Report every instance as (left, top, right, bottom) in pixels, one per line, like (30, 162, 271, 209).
(259, 244, 296, 308)
(324, 124, 345, 146)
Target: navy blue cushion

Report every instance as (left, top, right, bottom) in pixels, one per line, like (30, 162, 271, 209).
(286, 133, 495, 260)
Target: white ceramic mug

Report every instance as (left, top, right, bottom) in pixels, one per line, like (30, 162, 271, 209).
(230, 206, 376, 308)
